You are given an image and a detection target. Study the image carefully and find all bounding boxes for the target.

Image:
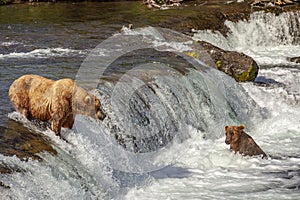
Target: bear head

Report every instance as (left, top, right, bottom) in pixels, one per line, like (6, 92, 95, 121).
(73, 86, 106, 120)
(225, 125, 245, 145)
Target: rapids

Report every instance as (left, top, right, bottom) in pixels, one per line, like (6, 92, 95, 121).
(0, 4, 299, 199)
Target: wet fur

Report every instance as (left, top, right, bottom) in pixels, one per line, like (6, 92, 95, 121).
(225, 125, 267, 158)
(9, 74, 106, 136)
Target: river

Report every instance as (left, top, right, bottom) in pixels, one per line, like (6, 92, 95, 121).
(0, 2, 299, 200)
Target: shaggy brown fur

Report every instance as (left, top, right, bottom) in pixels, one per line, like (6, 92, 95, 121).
(225, 125, 267, 158)
(9, 74, 106, 136)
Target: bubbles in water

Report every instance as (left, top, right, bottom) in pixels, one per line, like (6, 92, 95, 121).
(74, 26, 265, 175)
(193, 11, 300, 66)
(74, 27, 216, 174)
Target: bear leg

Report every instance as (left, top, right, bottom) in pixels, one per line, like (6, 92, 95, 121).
(62, 113, 74, 129)
(21, 108, 29, 119)
(51, 120, 62, 136)
(14, 106, 30, 119)
(51, 111, 66, 136)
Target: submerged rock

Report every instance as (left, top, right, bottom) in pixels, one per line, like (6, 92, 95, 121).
(251, 0, 298, 7)
(144, 0, 183, 9)
(288, 56, 300, 63)
(197, 41, 259, 82)
(0, 120, 57, 161)
(0, 120, 57, 189)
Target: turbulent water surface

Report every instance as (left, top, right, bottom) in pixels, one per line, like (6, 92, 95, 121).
(0, 3, 299, 200)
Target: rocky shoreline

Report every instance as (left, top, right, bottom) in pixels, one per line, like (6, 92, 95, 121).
(1, 0, 299, 35)
(145, 0, 300, 10)
(160, 0, 300, 35)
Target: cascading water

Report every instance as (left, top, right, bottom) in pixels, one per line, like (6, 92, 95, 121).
(227, 11, 300, 47)
(193, 11, 300, 65)
(1, 27, 267, 199)
(121, 14, 300, 200)
(1, 11, 299, 199)
(193, 10, 300, 110)
(73, 26, 265, 175)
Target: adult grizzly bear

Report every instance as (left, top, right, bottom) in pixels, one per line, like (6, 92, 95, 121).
(225, 125, 267, 158)
(9, 74, 106, 136)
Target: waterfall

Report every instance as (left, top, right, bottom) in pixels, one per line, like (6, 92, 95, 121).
(74, 27, 265, 174)
(193, 11, 300, 65)
(193, 11, 300, 50)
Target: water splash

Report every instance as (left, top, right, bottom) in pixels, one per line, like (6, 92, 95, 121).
(226, 11, 300, 48)
(74, 26, 265, 174)
(0, 48, 87, 60)
(1, 27, 268, 199)
(193, 11, 300, 65)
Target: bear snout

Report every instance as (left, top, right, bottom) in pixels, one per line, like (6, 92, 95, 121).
(96, 110, 106, 120)
(225, 133, 232, 144)
(225, 138, 231, 145)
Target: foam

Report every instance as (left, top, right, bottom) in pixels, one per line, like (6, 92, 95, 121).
(2, 23, 300, 199)
(0, 48, 86, 59)
(193, 11, 300, 66)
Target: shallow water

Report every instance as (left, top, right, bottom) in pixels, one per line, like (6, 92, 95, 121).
(0, 3, 300, 200)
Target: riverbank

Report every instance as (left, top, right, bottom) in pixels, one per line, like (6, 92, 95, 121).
(1, 0, 300, 35)
(161, 0, 300, 34)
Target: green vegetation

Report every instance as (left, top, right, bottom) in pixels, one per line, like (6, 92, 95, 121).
(185, 51, 201, 59)
(0, 0, 11, 5)
(216, 60, 222, 70)
(155, 0, 166, 4)
(234, 64, 257, 82)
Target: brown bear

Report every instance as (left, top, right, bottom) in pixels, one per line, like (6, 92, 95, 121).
(225, 125, 267, 158)
(9, 74, 106, 136)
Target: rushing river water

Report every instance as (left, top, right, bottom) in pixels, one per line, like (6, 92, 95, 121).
(0, 2, 300, 200)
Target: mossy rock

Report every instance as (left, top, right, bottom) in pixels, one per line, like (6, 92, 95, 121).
(234, 63, 258, 82)
(216, 60, 222, 70)
(197, 41, 259, 82)
(185, 51, 201, 59)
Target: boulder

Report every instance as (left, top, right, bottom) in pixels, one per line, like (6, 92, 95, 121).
(288, 56, 300, 63)
(251, 0, 297, 7)
(144, 0, 183, 9)
(0, 122, 57, 161)
(197, 41, 259, 82)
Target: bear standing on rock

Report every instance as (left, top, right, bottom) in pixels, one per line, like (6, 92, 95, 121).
(225, 125, 267, 159)
(9, 74, 106, 136)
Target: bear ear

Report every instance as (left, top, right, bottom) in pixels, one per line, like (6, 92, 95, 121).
(84, 95, 92, 104)
(225, 126, 228, 131)
(239, 125, 245, 130)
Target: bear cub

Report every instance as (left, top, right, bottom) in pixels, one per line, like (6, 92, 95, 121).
(225, 125, 267, 158)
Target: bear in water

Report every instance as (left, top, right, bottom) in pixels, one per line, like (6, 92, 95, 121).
(9, 74, 106, 136)
(225, 125, 267, 158)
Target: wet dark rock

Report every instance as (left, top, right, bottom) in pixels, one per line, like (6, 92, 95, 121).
(0, 120, 57, 161)
(197, 41, 259, 82)
(0, 181, 10, 189)
(288, 56, 300, 63)
(0, 120, 57, 188)
(158, 0, 300, 35)
(144, 0, 183, 9)
(251, 0, 299, 7)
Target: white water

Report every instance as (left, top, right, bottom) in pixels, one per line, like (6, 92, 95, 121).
(0, 47, 87, 59)
(1, 16, 300, 200)
(193, 11, 300, 66)
(125, 67, 300, 200)
(124, 13, 300, 199)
